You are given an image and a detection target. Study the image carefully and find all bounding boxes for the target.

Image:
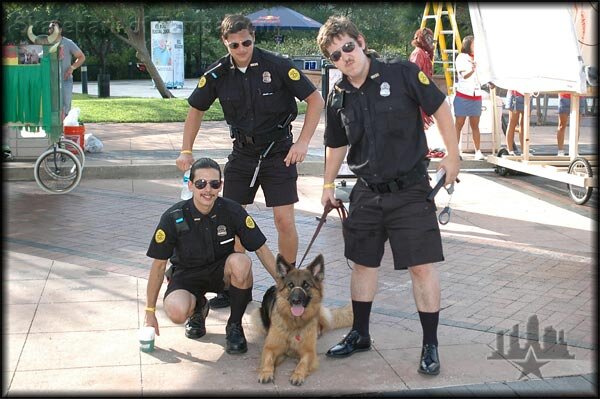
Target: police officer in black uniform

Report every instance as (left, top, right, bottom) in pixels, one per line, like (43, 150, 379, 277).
(176, 15, 324, 309)
(316, 16, 460, 375)
(145, 158, 277, 354)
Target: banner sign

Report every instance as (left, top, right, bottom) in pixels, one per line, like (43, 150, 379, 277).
(151, 21, 184, 89)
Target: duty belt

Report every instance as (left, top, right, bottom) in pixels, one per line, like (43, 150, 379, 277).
(230, 126, 291, 146)
(361, 160, 429, 194)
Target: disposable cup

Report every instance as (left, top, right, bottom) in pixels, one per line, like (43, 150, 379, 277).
(138, 326, 155, 353)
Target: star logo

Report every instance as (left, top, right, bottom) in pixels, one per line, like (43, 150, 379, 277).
(514, 347, 550, 380)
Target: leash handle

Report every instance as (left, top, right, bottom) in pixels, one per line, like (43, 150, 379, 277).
(297, 199, 347, 268)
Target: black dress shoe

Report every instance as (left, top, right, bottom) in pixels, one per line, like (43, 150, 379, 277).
(209, 290, 230, 309)
(225, 321, 247, 354)
(185, 296, 209, 339)
(326, 329, 371, 358)
(418, 344, 440, 375)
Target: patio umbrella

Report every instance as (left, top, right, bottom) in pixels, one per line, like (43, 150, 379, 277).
(246, 6, 322, 31)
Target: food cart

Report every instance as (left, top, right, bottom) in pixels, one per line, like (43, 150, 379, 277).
(3, 44, 84, 194)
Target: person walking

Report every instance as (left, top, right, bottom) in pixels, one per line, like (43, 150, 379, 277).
(145, 158, 277, 354)
(48, 20, 86, 118)
(556, 92, 585, 156)
(316, 16, 460, 375)
(453, 35, 484, 160)
(175, 14, 324, 309)
(409, 27, 436, 131)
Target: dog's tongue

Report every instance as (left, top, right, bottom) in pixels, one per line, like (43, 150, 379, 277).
(291, 305, 305, 317)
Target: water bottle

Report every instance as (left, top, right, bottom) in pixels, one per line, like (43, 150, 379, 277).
(180, 169, 193, 200)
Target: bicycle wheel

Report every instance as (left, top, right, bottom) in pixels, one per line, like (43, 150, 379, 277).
(34, 148, 82, 194)
(567, 157, 593, 205)
(58, 138, 85, 168)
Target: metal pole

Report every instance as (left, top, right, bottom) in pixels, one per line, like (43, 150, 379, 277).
(81, 65, 88, 94)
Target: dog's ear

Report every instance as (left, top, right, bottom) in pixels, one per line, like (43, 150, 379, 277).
(307, 254, 325, 281)
(276, 254, 294, 279)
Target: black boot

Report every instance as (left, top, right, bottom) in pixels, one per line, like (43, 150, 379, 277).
(225, 321, 247, 354)
(209, 290, 230, 308)
(326, 329, 371, 358)
(418, 344, 440, 375)
(184, 296, 209, 339)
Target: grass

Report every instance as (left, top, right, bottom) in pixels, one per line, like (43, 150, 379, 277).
(71, 93, 308, 123)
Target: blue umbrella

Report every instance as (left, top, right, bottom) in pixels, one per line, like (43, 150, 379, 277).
(246, 6, 322, 31)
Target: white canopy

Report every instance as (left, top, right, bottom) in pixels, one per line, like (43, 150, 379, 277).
(469, 4, 587, 94)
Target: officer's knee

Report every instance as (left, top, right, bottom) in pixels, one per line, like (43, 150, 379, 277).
(408, 263, 436, 281)
(164, 305, 189, 324)
(273, 214, 296, 234)
(226, 253, 253, 285)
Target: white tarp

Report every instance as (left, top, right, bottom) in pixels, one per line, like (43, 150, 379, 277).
(469, 4, 587, 94)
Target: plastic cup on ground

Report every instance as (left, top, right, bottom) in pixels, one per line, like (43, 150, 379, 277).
(138, 326, 156, 353)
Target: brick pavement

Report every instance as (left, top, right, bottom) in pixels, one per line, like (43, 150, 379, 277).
(3, 87, 598, 395)
(4, 167, 597, 395)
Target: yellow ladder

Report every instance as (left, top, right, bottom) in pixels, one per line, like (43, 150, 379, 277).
(420, 2, 462, 95)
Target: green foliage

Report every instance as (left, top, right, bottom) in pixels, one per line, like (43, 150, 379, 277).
(3, 3, 473, 79)
(71, 94, 307, 123)
(71, 94, 218, 123)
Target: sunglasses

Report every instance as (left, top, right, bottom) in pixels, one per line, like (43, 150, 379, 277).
(227, 39, 253, 50)
(193, 179, 222, 190)
(329, 41, 356, 62)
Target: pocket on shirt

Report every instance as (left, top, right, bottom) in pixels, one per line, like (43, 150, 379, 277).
(340, 108, 363, 145)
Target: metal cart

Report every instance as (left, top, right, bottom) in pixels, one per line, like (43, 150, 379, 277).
(485, 89, 597, 205)
(3, 44, 84, 194)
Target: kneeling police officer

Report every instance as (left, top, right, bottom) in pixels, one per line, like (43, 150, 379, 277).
(144, 158, 277, 354)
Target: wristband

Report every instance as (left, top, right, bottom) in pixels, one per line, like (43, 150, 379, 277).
(145, 307, 156, 312)
(180, 150, 193, 155)
(323, 183, 335, 189)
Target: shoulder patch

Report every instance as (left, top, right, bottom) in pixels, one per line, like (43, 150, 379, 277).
(155, 229, 166, 243)
(198, 76, 206, 88)
(245, 216, 256, 229)
(288, 68, 301, 81)
(418, 71, 430, 85)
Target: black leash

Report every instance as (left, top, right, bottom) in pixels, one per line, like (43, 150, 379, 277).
(297, 199, 348, 268)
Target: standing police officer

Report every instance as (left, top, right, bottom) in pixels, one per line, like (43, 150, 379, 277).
(176, 15, 324, 309)
(145, 158, 277, 354)
(316, 16, 460, 375)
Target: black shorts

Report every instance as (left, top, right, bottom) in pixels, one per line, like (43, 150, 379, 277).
(223, 148, 298, 208)
(164, 259, 225, 301)
(343, 178, 444, 270)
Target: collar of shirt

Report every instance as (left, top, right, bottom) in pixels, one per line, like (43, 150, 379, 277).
(335, 54, 382, 93)
(227, 47, 263, 73)
(187, 198, 220, 222)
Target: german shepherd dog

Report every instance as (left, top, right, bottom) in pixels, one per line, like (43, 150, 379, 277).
(256, 254, 353, 386)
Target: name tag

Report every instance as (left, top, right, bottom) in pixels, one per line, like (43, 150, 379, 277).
(220, 238, 234, 245)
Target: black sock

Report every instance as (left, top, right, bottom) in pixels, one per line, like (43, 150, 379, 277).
(194, 295, 207, 313)
(351, 300, 372, 337)
(227, 285, 252, 325)
(418, 311, 439, 346)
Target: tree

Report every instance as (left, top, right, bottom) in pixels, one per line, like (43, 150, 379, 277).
(89, 4, 174, 98)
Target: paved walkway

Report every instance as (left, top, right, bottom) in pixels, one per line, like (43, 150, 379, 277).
(3, 80, 598, 396)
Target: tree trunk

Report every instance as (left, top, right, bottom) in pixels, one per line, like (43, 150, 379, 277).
(106, 5, 174, 99)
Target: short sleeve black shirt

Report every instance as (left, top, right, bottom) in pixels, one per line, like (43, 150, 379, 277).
(324, 56, 446, 184)
(188, 47, 316, 137)
(146, 197, 266, 270)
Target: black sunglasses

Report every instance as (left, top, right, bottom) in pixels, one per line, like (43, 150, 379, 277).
(329, 41, 356, 62)
(227, 39, 253, 50)
(193, 179, 222, 190)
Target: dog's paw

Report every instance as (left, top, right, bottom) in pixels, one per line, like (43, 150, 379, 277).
(258, 371, 274, 384)
(289, 372, 306, 386)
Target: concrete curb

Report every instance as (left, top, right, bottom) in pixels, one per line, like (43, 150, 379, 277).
(3, 158, 493, 181)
